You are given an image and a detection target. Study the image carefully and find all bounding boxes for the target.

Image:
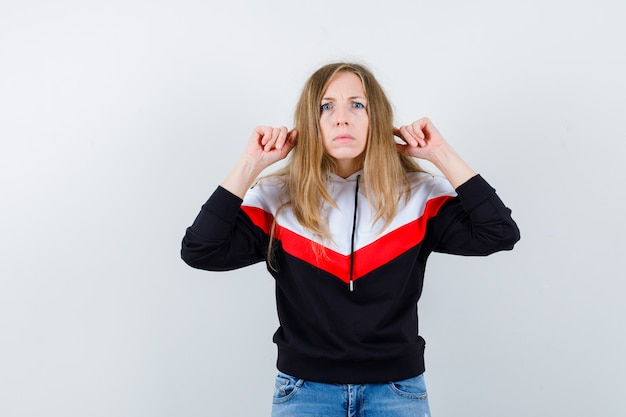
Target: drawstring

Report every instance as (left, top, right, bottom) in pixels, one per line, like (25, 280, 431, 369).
(349, 175, 360, 292)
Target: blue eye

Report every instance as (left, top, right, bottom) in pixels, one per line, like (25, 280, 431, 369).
(352, 102, 365, 109)
(321, 103, 333, 111)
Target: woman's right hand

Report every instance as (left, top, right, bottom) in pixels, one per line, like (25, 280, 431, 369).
(245, 126, 298, 171)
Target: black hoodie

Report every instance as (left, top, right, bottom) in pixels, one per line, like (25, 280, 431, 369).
(181, 171, 520, 383)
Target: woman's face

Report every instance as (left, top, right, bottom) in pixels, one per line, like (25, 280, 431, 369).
(319, 71, 369, 177)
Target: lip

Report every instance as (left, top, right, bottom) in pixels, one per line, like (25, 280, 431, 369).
(333, 134, 355, 142)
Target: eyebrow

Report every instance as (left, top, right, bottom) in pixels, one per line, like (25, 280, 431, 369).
(321, 96, 367, 101)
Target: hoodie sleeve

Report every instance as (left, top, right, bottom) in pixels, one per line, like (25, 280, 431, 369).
(181, 186, 268, 271)
(429, 175, 520, 255)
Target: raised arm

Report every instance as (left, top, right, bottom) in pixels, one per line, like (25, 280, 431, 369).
(222, 126, 297, 198)
(394, 117, 476, 188)
(395, 118, 520, 254)
(181, 126, 297, 270)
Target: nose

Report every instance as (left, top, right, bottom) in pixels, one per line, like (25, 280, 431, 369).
(334, 105, 349, 126)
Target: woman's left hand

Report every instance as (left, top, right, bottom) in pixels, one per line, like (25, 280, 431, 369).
(395, 117, 477, 188)
(393, 117, 447, 162)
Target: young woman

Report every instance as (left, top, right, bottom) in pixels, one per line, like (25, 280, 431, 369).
(181, 62, 520, 416)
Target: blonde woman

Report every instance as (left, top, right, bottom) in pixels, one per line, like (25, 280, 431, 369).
(182, 62, 520, 416)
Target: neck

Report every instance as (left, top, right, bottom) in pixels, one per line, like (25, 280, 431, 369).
(334, 160, 361, 179)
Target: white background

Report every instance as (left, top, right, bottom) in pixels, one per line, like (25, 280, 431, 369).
(1, 0, 625, 416)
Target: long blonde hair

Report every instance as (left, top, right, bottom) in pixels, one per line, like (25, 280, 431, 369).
(271, 62, 423, 241)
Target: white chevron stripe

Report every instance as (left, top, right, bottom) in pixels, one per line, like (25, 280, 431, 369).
(244, 171, 456, 256)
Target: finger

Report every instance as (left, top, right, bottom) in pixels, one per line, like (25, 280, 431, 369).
(416, 117, 436, 139)
(395, 143, 411, 156)
(257, 126, 273, 146)
(414, 117, 431, 129)
(263, 127, 284, 151)
(410, 121, 427, 139)
(393, 127, 408, 145)
(409, 122, 427, 146)
(399, 125, 419, 147)
(280, 129, 298, 153)
(263, 128, 277, 151)
(274, 126, 289, 150)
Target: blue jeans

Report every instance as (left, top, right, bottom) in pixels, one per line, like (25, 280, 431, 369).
(271, 372, 431, 417)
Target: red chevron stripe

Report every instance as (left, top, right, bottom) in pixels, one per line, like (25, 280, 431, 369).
(242, 206, 273, 234)
(242, 195, 452, 283)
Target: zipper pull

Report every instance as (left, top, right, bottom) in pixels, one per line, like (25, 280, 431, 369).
(350, 280, 354, 292)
